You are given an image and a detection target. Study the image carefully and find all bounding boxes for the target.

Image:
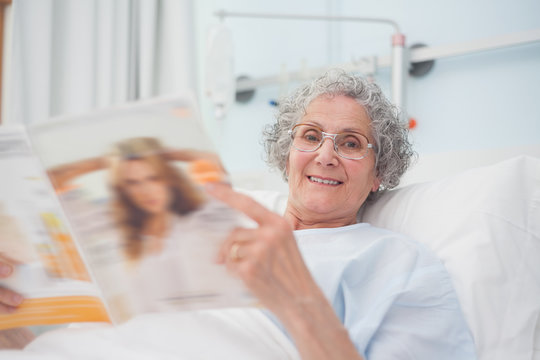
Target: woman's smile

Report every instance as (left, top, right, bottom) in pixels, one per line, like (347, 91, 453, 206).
(307, 175, 343, 186)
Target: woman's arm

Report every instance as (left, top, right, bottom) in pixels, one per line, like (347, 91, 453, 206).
(271, 275, 362, 360)
(207, 183, 363, 360)
(162, 149, 227, 174)
(47, 157, 108, 191)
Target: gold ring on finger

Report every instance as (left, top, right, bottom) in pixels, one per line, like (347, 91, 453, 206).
(229, 243, 242, 262)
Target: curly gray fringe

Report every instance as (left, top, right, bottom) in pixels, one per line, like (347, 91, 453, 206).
(262, 69, 416, 202)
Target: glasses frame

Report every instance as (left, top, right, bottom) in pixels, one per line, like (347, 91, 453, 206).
(288, 123, 374, 160)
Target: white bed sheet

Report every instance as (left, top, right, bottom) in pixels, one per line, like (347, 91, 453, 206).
(0, 308, 300, 360)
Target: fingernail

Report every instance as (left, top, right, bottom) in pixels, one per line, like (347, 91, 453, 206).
(0, 263, 12, 277)
(10, 293, 23, 306)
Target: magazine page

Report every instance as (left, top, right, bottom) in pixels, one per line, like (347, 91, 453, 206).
(0, 126, 110, 330)
(27, 94, 255, 324)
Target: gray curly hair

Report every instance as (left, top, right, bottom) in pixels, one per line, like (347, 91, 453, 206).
(262, 69, 416, 201)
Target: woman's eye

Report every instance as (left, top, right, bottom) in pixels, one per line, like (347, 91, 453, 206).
(124, 179, 139, 186)
(339, 136, 362, 149)
(303, 130, 321, 142)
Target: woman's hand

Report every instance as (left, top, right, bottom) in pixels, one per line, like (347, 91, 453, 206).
(207, 183, 320, 317)
(0, 256, 34, 350)
(206, 183, 363, 360)
(0, 256, 23, 314)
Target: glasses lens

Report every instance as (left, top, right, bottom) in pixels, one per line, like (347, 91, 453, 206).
(335, 133, 370, 159)
(291, 125, 322, 151)
(290, 124, 371, 160)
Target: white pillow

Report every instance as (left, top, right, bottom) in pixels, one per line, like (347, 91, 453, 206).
(362, 156, 540, 360)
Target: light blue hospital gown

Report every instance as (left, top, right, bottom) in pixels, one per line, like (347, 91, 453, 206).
(268, 223, 477, 359)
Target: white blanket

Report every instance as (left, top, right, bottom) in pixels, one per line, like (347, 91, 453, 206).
(0, 308, 300, 359)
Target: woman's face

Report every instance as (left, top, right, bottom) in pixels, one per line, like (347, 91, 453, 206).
(286, 95, 380, 222)
(118, 159, 171, 215)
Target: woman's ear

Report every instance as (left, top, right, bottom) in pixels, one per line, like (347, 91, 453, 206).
(371, 177, 381, 192)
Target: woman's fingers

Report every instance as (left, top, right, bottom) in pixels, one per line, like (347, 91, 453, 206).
(0, 257, 24, 313)
(216, 227, 258, 264)
(0, 303, 17, 314)
(0, 262, 13, 278)
(205, 183, 277, 226)
(0, 287, 23, 310)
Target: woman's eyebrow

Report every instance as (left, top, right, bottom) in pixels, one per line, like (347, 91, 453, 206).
(301, 117, 369, 135)
(299, 119, 322, 127)
(341, 127, 367, 135)
(304, 122, 366, 134)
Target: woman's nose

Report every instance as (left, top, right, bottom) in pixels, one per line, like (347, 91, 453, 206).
(138, 181, 154, 195)
(315, 137, 339, 166)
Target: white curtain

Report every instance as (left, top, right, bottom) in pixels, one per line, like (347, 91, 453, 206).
(10, 0, 195, 125)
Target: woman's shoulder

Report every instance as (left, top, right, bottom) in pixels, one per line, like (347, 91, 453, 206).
(301, 223, 457, 303)
(294, 222, 421, 249)
(296, 223, 444, 271)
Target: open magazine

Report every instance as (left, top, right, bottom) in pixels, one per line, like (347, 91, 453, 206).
(0, 95, 255, 330)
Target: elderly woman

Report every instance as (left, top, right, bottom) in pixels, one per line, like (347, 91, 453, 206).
(0, 70, 476, 358)
(207, 70, 476, 359)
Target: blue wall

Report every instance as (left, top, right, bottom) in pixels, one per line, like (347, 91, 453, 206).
(195, 0, 540, 174)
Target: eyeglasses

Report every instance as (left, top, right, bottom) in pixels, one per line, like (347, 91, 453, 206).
(288, 123, 373, 160)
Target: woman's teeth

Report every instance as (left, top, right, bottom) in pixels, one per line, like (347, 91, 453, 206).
(309, 176, 341, 185)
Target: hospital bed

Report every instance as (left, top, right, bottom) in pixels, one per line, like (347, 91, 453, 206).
(2, 146, 539, 360)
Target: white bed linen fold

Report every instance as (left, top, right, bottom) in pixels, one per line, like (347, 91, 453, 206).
(0, 308, 300, 360)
